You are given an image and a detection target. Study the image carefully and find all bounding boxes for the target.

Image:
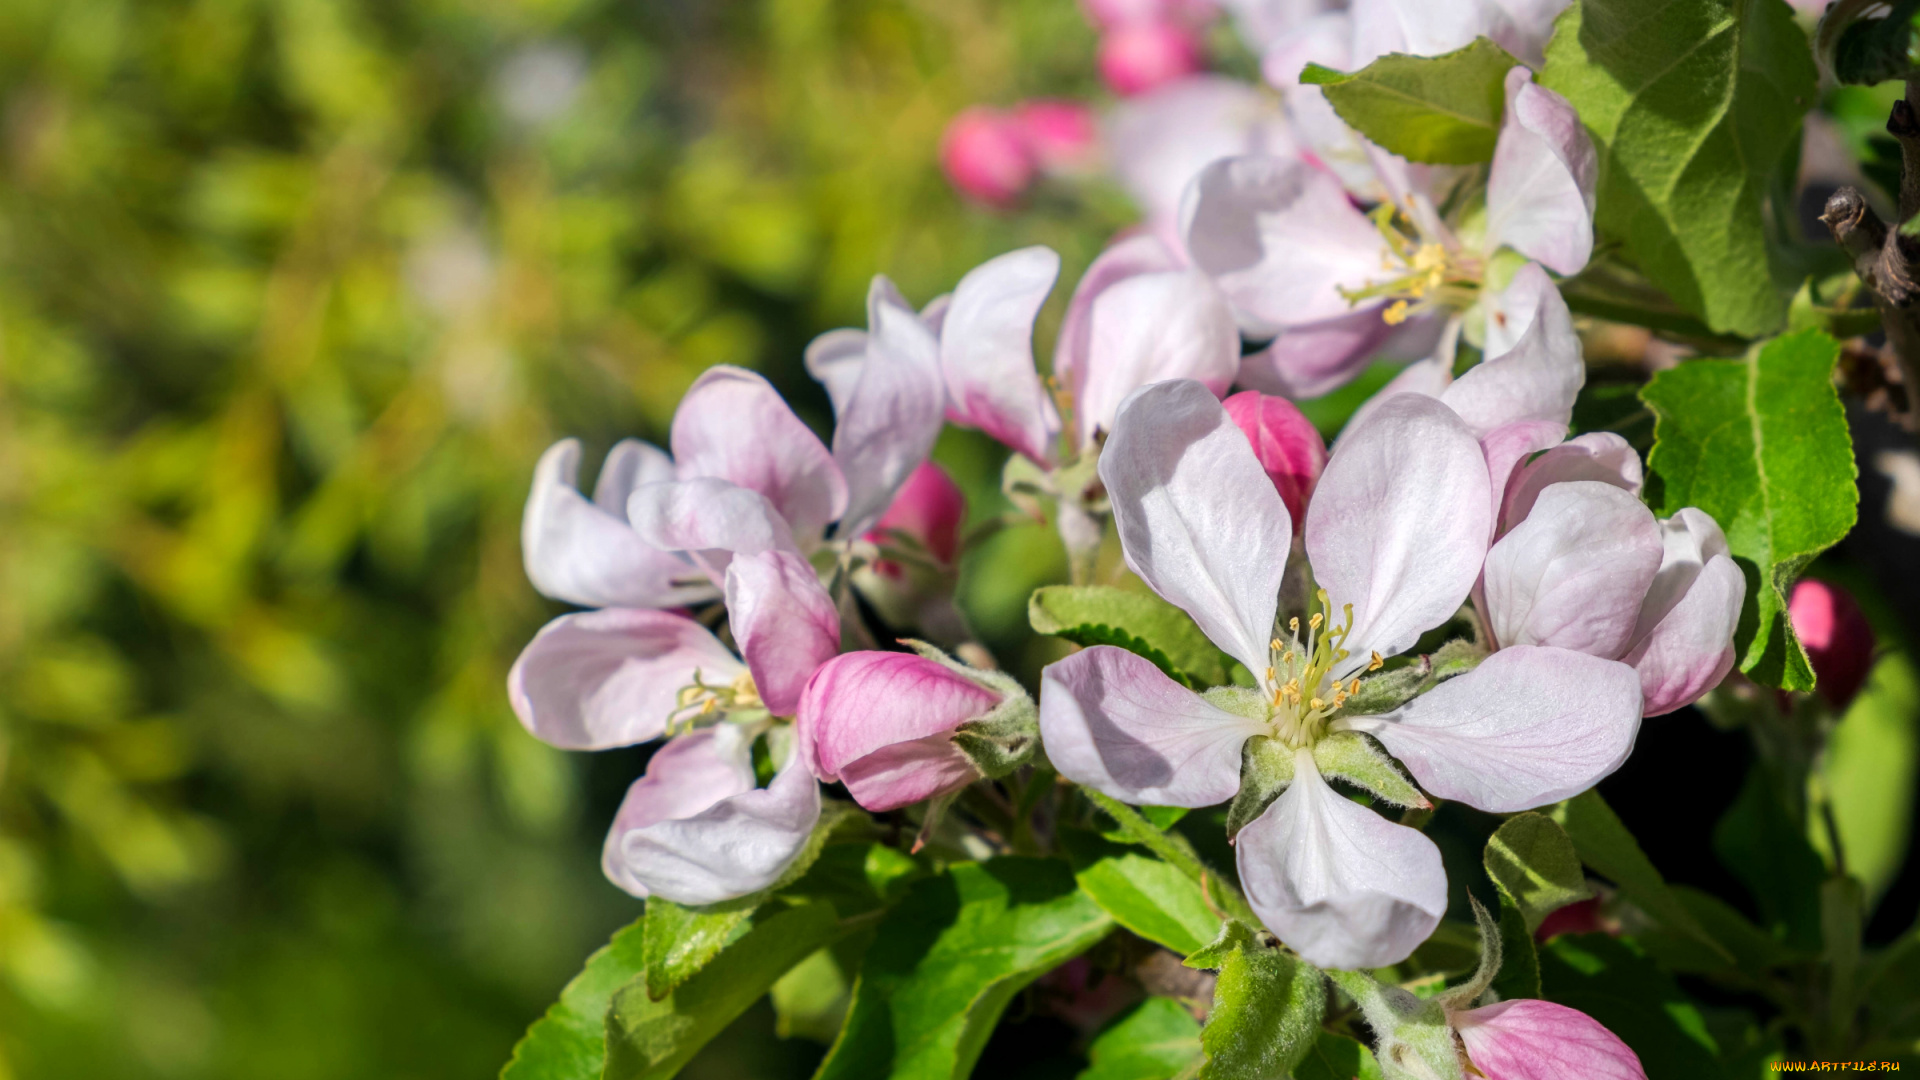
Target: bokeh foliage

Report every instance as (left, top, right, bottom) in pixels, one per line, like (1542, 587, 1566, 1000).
(0, 0, 1124, 1075)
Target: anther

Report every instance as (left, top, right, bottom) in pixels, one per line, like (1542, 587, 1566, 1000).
(1369, 651, 1384, 672)
(1309, 612, 1323, 630)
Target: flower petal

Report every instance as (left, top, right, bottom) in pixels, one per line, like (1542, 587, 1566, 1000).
(508, 608, 745, 750)
(1501, 431, 1644, 535)
(600, 726, 758, 897)
(1624, 509, 1742, 716)
(522, 439, 713, 609)
(1108, 76, 1291, 236)
(725, 551, 840, 717)
(1076, 268, 1241, 447)
(1482, 480, 1663, 657)
(1480, 419, 1569, 538)
(1341, 645, 1643, 812)
(1485, 68, 1597, 276)
(670, 365, 848, 543)
(1101, 379, 1292, 674)
(1039, 645, 1265, 807)
(1350, 0, 1497, 65)
(1234, 305, 1403, 401)
(1454, 999, 1648, 1080)
(832, 284, 948, 537)
(1180, 155, 1385, 337)
(939, 247, 1064, 464)
(1307, 394, 1491, 677)
(607, 740, 822, 905)
(1441, 262, 1583, 436)
(1335, 355, 1454, 442)
(838, 733, 983, 814)
(1055, 233, 1185, 441)
(799, 651, 1000, 780)
(804, 327, 869, 418)
(1236, 750, 1447, 969)
(627, 477, 801, 582)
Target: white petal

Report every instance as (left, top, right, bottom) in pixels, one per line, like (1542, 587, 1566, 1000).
(724, 551, 841, 717)
(1100, 380, 1293, 674)
(1630, 507, 1732, 642)
(627, 477, 801, 583)
(1485, 68, 1597, 276)
(1626, 552, 1742, 717)
(832, 288, 947, 536)
(522, 440, 712, 609)
(1482, 481, 1664, 657)
(1335, 356, 1454, 444)
(593, 439, 676, 512)
(1441, 262, 1583, 436)
(609, 740, 821, 905)
(601, 727, 758, 897)
(1234, 305, 1402, 401)
(1076, 269, 1241, 447)
(1054, 232, 1185, 435)
(1350, 0, 1498, 65)
(1107, 77, 1292, 235)
(1237, 751, 1447, 969)
(1307, 394, 1491, 677)
(1501, 432, 1644, 535)
(1039, 646, 1265, 807)
(1342, 645, 1643, 812)
(804, 327, 869, 418)
(508, 608, 746, 750)
(1179, 155, 1385, 338)
(939, 246, 1063, 464)
(670, 365, 848, 543)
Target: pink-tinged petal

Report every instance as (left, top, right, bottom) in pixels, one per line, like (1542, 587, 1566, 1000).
(1100, 380, 1292, 673)
(508, 608, 746, 750)
(1181, 155, 1386, 337)
(601, 727, 758, 897)
(523, 440, 714, 609)
(1263, 14, 1383, 193)
(1485, 68, 1597, 276)
(1076, 269, 1241, 447)
(1454, 999, 1648, 1080)
(1100, 20, 1206, 97)
(1789, 579, 1877, 710)
(804, 327, 869, 418)
(1237, 751, 1447, 969)
(724, 551, 840, 717)
(1235, 305, 1402, 401)
(1039, 645, 1265, 807)
(593, 438, 677, 510)
(1108, 77, 1292, 235)
(607, 743, 822, 905)
(839, 733, 983, 813)
(939, 246, 1063, 465)
(1342, 645, 1643, 812)
(670, 365, 848, 543)
(799, 651, 999, 780)
(1223, 390, 1327, 529)
(941, 107, 1036, 206)
(832, 285, 947, 537)
(1480, 420, 1567, 539)
(1441, 263, 1583, 436)
(866, 462, 968, 567)
(1482, 481, 1663, 657)
(1629, 508, 1731, 639)
(1502, 432, 1644, 535)
(627, 478, 800, 581)
(1336, 356, 1454, 442)
(1054, 232, 1186, 443)
(1307, 394, 1491, 677)
(1624, 510, 1742, 716)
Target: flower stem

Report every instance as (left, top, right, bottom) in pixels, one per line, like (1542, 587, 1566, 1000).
(1081, 787, 1260, 928)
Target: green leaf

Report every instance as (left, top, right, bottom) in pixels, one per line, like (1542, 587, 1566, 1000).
(1542, 0, 1818, 336)
(1551, 790, 1732, 963)
(1290, 1032, 1384, 1080)
(1030, 585, 1234, 689)
(1639, 331, 1858, 690)
(1312, 731, 1427, 810)
(1484, 812, 1593, 933)
(770, 938, 863, 1043)
(1537, 935, 1727, 1079)
(1491, 898, 1542, 1002)
(603, 901, 852, 1080)
(1825, 0, 1920, 85)
(1299, 38, 1517, 164)
(500, 917, 647, 1080)
(1822, 875, 1865, 1044)
(1812, 652, 1920, 906)
(1715, 760, 1827, 949)
(1196, 926, 1324, 1080)
(1061, 829, 1222, 956)
(1636, 885, 1797, 976)
(813, 858, 1115, 1080)
(1078, 998, 1203, 1080)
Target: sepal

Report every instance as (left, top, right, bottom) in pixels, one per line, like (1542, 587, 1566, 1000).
(1312, 731, 1430, 810)
(1225, 734, 1296, 838)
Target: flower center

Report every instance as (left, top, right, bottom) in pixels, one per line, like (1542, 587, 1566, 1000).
(668, 669, 766, 732)
(1262, 589, 1383, 748)
(1339, 206, 1482, 326)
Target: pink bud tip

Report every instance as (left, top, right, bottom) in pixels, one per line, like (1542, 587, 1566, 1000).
(1015, 99, 1102, 175)
(1222, 391, 1326, 532)
(1454, 999, 1648, 1080)
(1534, 897, 1609, 942)
(1097, 21, 1204, 97)
(796, 651, 1001, 812)
(940, 108, 1036, 206)
(865, 462, 968, 572)
(1789, 578, 1876, 710)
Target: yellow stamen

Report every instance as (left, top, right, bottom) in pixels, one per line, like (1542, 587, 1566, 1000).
(1369, 651, 1384, 672)
(1309, 612, 1323, 630)
(1383, 300, 1411, 325)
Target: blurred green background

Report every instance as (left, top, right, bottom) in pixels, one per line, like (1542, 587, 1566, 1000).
(0, 0, 1131, 1075)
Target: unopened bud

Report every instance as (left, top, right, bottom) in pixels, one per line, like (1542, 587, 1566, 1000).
(940, 107, 1035, 206)
(1222, 390, 1327, 532)
(1097, 20, 1204, 97)
(1789, 578, 1876, 709)
(1014, 99, 1101, 175)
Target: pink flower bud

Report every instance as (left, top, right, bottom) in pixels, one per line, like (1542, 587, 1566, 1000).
(1789, 578, 1876, 710)
(1015, 99, 1102, 175)
(865, 462, 968, 575)
(1222, 390, 1326, 531)
(1534, 897, 1616, 942)
(940, 108, 1036, 206)
(796, 651, 1004, 811)
(1098, 21, 1204, 97)
(1453, 999, 1647, 1080)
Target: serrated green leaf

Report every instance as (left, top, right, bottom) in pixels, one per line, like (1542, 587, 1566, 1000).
(1812, 652, 1920, 907)
(1291, 1032, 1384, 1080)
(813, 858, 1114, 1080)
(604, 901, 852, 1080)
(1826, 0, 1920, 85)
(1640, 331, 1857, 690)
(1542, 0, 1817, 336)
(1301, 37, 1517, 164)
(500, 917, 647, 1080)
(1551, 789, 1733, 963)
(1030, 585, 1235, 688)
(1061, 829, 1222, 955)
(1078, 998, 1203, 1080)
(1484, 812, 1592, 933)
(1537, 935, 1727, 1079)
(1196, 929, 1324, 1080)
(1312, 731, 1427, 809)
